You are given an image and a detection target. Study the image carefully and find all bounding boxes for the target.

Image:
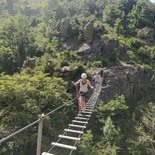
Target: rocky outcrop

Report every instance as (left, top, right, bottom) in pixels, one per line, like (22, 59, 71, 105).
(60, 19, 72, 40)
(137, 27, 155, 46)
(76, 39, 125, 60)
(138, 27, 154, 40)
(84, 20, 94, 43)
(94, 25, 105, 37)
(97, 65, 151, 103)
(22, 7, 40, 16)
(61, 66, 70, 73)
(77, 43, 91, 54)
(6, 0, 14, 14)
(22, 58, 35, 69)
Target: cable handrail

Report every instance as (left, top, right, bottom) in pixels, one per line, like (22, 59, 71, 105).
(0, 78, 41, 83)
(0, 103, 70, 145)
(0, 87, 94, 145)
(47, 88, 95, 153)
(46, 88, 98, 155)
(0, 119, 39, 144)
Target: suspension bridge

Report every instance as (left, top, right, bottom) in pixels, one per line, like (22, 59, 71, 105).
(0, 78, 103, 155)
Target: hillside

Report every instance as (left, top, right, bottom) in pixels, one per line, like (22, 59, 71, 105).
(0, 0, 155, 155)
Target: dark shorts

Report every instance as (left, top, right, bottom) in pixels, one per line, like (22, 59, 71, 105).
(80, 91, 87, 97)
(80, 91, 88, 102)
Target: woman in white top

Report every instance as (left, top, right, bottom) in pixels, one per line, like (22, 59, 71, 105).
(93, 72, 101, 91)
(72, 73, 93, 112)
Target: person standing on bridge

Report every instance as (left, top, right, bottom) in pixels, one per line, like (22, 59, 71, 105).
(72, 73, 93, 113)
(93, 72, 101, 91)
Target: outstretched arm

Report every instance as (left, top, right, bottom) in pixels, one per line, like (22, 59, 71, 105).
(72, 79, 81, 86)
(87, 80, 94, 89)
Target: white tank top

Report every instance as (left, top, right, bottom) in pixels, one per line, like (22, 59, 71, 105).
(79, 79, 88, 92)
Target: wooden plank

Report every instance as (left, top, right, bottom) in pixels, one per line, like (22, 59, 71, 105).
(59, 135, 80, 141)
(69, 124, 86, 128)
(51, 142, 77, 150)
(41, 152, 55, 155)
(75, 117, 89, 120)
(81, 111, 92, 114)
(78, 114, 91, 117)
(64, 129, 83, 134)
(72, 120, 88, 124)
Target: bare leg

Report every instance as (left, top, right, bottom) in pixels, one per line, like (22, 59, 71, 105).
(79, 96, 82, 112)
(83, 97, 86, 110)
(79, 96, 86, 111)
(79, 96, 85, 111)
(81, 96, 86, 111)
(96, 84, 99, 91)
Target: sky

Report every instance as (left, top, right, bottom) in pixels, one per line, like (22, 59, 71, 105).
(149, 0, 155, 3)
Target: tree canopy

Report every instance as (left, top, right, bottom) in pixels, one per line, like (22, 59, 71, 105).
(0, 0, 155, 155)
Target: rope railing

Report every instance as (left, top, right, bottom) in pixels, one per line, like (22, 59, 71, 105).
(0, 100, 76, 155)
(48, 79, 103, 155)
(0, 78, 41, 83)
(0, 77, 50, 82)
(0, 69, 96, 155)
(0, 100, 74, 145)
(0, 70, 102, 155)
(0, 119, 39, 145)
(46, 88, 96, 154)
(0, 86, 94, 155)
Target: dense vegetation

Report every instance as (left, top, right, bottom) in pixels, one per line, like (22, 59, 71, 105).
(0, 0, 155, 155)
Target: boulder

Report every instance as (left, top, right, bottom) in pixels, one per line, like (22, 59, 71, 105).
(61, 66, 70, 73)
(60, 19, 72, 40)
(92, 40, 104, 56)
(23, 7, 40, 16)
(76, 39, 125, 60)
(84, 20, 94, 43)
(77, 43, 92, 54)
(22, 58, 35, 69)
(6, 0, 14, 13)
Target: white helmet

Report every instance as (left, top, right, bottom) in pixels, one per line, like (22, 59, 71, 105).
(81, 73, 87, 79)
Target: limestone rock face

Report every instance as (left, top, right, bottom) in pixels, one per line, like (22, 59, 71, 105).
(84, 20, 94, 43)
(98, 65, 151, 103)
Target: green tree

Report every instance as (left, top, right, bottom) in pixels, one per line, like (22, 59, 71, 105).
(114, 18, 124, 35)
(103, 3, 121, 26)
(0, 72, 70, 155)
(128, 0, 155, 35)
(129, 103, 155, 155)
(78, 130, 93, 155)
(0, 15, 33, 73)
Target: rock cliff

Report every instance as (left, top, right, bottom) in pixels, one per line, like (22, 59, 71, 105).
(96, 65, 151, 103)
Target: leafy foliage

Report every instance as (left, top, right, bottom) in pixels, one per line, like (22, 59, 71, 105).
(0, 72, 70, 154)
(78, 96, 127, 155)
(0, 15, 33, 73)
(128, 102, 155, 155)
(0, 0, 155, 155)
